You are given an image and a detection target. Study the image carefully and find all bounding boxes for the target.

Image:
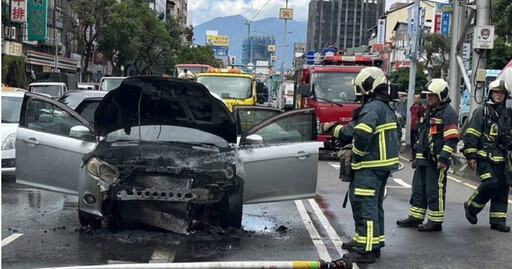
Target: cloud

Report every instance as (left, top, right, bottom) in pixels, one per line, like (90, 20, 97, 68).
(189, 0, 309, 26)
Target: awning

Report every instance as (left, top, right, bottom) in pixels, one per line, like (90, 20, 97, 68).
(25, 50, 78, 70)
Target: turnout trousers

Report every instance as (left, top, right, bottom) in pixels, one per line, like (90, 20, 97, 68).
(408, 164, 447, 223)
(349, 168, 390, 252)
(466, 160, 509, 226)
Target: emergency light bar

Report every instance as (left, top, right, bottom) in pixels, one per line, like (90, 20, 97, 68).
(207, 68, 243, 74)
(322, 55, 381, 66)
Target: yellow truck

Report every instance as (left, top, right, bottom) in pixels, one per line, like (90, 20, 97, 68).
(195, 68, 267, 112)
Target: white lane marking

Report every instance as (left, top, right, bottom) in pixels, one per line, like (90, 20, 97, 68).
(1, 233, 23, 247)
(447, 176, 462, 183)
(295, 200, 331, 261)
(328, 162, 340, 169)
(392, 178, 412, 188)
(308, 199, 360, 269)
(149, 249, 176, 263)
(399, 156, 411, 162)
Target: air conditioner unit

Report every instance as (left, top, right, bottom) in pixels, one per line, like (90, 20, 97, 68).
(11, 27, 16, 40)
(4, 26, 10, 39)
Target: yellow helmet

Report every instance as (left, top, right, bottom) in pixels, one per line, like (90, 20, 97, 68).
(353, 67, 387, 95)
(488, 79, 511, 97)
(422, 78, 450, 102)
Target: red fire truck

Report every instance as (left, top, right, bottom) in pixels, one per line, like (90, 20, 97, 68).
(293, 53, 383, 152)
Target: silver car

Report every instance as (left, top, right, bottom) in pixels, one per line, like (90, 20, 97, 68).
(16, 77, 320, 233)
(2, 91, 25, 180)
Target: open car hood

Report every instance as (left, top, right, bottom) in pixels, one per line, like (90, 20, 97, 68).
(94, 76, 236, 143)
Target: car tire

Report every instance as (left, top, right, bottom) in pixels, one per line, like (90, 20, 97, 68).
(220, 183, 243, 229)
(78, 211, 102, 229)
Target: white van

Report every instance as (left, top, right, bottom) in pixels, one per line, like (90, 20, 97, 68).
(28, 82, 67, 99)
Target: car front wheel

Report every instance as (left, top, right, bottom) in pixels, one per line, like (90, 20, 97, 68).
(78, 211, 102, 229)
(220, 183, 243, 228)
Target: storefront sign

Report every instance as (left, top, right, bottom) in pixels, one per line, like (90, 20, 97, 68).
(28, 0, 47, 41)
(11, 0, 27, 23)
(2, 41, 23, 56)
(376, 19, 386, 44)
(26, 50, 77, 70)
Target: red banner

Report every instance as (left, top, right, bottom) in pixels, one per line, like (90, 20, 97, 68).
(434, 14, 442, 33)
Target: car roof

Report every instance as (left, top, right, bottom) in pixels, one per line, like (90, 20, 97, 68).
(1, 91, 25, 97)
(29, 82, 66, 85)
(101, 77, 127, 80)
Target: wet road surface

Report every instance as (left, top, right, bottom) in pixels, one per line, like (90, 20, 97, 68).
(3, 157, 512, 268)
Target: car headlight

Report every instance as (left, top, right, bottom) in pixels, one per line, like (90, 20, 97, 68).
(224, 165, 235, 179)
(87, 157, 120, 185)
(1, 133, 16, 150)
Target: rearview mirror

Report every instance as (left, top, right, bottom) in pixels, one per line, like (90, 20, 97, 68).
(300, 84, 311, 97)
(70, 125, 92, 138)
(242, 134, 264, 145)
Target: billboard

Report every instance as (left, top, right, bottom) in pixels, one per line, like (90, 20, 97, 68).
(206, 35, 229, 47)
(211, 46, 229, 57)
(28, 0, 47, 41)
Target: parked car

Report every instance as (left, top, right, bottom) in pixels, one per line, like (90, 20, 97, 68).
(99, 77, 127, 91)
(15, 77, 320, 233)
(77, 83, 99, 91)
(58, 90, 108, 125)
(28, 82, 68, 99)
(2, 91, 25, 181)
(2, 83, 26, 92)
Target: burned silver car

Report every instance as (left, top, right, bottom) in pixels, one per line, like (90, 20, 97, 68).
(15, 77, 320, 233)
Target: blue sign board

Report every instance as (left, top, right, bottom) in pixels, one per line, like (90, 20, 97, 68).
(211, 46, 229, 57)
(441, 11, 451, 36)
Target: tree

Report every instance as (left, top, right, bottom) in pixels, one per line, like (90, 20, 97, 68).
(389, 66, 429, 94)
(422, 33, 450, 79)
(68, 0, 116, 81)
(487, 37, 512, 70)
(492, 0, 512, 42)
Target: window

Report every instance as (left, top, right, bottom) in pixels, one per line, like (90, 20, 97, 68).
(253, 113, 314, 145)
(25, 99, 82, 137)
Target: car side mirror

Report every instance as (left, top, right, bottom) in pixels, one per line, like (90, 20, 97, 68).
(70, 125, 93, 139)
(301, 84, 311, 97)
(242, 134, 264, 145)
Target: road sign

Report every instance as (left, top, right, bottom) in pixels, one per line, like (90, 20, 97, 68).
(279, 8, 293, 20)
(473, 26, 495, 49)
(268, 45, 276, 52)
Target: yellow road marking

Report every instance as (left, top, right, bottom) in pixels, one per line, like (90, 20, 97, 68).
(447, 176, 462, 183)
(462, 183, 477, 189)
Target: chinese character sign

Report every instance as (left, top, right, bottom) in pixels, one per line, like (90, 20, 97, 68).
(28, 0, 47, 41)
(11, 0, 27, 22)
(441, 11, 451, 36)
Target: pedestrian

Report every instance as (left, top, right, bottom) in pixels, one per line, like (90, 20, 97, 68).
(410, 94, 426, 160)
(462, 79, 512, 232)
(321, 67, 399, 263)
(396, 79, 459, 232)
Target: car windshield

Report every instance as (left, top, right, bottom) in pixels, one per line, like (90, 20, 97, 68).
(101, 79, 124, 91)
(105, 125, 229, 148)
(30, 85, 63, 98)
(1, 96, 23, 123)
(59, 92, 104, 110)
(197, 76, 252, 99)
(311, 72, 357, 103)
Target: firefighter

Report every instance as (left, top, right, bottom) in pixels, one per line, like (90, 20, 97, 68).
(462, 79, 512, 232)
(321, 67, 399, 263)
(396, 79, 459, 232)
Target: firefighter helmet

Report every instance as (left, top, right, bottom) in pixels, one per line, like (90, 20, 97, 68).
(488, 79, 511, 98)
(353, 67, 387, 95)
(422, 79, 450, 103)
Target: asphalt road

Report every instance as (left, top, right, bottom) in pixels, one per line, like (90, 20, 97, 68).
(2, 157, 512, 268)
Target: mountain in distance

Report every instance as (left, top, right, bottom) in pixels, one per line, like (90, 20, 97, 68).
(193, 15, 307, 70)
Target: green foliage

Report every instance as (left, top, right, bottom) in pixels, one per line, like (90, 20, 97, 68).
(2, 1, 10, 25)
(487, 36, 512, 70)
(492, 0, 512, 42)
(389, 66, 428, 94)
(1, 56, 28, 88)
(163, 45, 219, 74)
(422, 33, 450, 79)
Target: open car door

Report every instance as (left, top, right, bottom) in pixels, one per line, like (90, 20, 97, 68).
(238, 108, 321, 204)
(15, 93, 96, 195)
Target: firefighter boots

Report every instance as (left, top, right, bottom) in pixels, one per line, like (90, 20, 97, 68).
(396, 217, 423, 228)
(490, 224, 511, 232)
(343, 251, 376, 264)
(341, 240, 356, 250)
(418, 221, 442, 232)
(464, 201, 478, 225)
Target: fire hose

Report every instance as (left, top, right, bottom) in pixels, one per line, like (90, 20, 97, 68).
(39, 259, 352, 269)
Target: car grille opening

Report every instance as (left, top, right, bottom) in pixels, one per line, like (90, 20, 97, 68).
(2, 159, 15, 168)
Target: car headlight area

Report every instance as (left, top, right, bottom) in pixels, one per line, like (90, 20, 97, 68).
(87, 157, 120, 188)
(1, 133, 16, 150)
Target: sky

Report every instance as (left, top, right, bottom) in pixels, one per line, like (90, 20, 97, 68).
(189, 0, 403, 26)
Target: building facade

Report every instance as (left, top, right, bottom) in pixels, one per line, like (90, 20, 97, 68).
(306, 0, 385, 52)
(242, 35, 276, 68)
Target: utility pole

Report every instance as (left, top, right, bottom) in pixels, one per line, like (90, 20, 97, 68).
(469, 0, 491, 118)
(405, 0, 420, 150)
(448, 0, 462, 111)
(280, 0, 289, 83)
